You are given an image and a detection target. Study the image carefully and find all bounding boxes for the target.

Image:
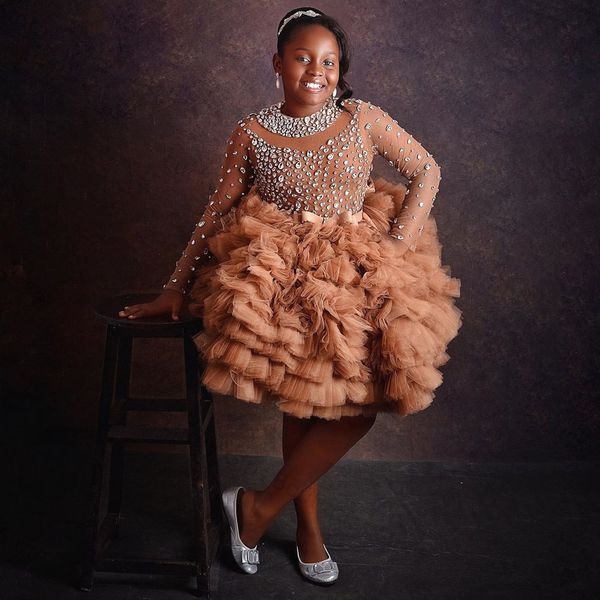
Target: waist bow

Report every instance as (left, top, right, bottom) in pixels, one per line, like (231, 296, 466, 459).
(301, 208, 364, 225)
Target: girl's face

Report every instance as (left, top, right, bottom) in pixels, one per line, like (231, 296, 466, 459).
(274, 24, 340, 113)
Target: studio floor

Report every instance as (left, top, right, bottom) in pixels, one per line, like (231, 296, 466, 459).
(1, 438, 598, 600)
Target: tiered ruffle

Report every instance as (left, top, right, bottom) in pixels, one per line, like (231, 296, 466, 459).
(188, 177, 462, 420)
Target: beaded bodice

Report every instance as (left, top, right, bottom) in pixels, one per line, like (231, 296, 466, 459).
(242, 101, 370, 218)
(164, 98, 442, 294)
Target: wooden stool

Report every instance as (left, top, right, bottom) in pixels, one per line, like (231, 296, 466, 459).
(79, 292, 223, 597)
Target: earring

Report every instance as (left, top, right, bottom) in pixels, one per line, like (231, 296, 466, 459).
(275, 73, 280, 89)
(333, 87, 337, 98)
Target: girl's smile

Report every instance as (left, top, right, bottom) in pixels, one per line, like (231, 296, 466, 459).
(300, 80, 326, 92)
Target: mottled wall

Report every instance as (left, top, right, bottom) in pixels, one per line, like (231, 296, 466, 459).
(3, 1, 599, 461)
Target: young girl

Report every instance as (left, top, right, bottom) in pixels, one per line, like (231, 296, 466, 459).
(119, 6, 462, 585)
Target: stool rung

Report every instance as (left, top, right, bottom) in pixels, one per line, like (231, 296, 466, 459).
(123, 398, 189, 412)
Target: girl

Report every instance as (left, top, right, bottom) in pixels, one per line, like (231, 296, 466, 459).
(119, 6, 462, 585)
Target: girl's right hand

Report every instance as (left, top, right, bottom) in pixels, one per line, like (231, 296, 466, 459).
(118, 289, 185, 321)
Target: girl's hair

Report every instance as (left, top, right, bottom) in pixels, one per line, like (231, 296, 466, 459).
(276, 7, 353, 114)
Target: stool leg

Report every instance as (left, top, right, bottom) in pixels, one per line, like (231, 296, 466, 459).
(202, 380, 223, 531)
(107, 333, 133, 534)
(80, 324, 120, 592)
(184, 333, 212, 595)
(198, 353, 226, 553)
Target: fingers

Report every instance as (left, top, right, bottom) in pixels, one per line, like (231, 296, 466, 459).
(389, 237, 410, 257)
(171, 302, 182, 321)
(171, 302, 181, 321)
(170, 296, 183, 321)
(118, 299, 183, 320)
(118, 304, 146, 319)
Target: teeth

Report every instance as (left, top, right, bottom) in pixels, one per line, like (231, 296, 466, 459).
(303, 82, 323, 89)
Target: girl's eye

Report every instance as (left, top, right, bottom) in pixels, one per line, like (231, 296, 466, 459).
(298, 57, 336, 67)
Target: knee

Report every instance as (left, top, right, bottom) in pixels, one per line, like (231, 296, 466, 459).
(343, 412, 377, 432)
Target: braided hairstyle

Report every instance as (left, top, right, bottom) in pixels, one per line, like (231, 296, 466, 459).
(276, 7, 353, 114)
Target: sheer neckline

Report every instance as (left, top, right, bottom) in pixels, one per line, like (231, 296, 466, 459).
(243, 99, 362, 154)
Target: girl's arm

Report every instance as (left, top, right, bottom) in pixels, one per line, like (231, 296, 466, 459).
(163, 123, 255, 295)
(364, 102, 442, 252)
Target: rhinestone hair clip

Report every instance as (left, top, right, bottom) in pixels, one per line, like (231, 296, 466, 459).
(277, 9, 320, 36)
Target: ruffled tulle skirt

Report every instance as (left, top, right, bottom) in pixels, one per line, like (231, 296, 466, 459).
(188, 177, 463, 420)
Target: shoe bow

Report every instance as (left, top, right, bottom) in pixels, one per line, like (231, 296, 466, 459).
(310, 559, 335, 574)
(240, 547, 260, 565)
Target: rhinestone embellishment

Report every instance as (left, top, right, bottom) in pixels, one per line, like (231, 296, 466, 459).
(163, 98, 442, 292)
(255, 94, 342, 137)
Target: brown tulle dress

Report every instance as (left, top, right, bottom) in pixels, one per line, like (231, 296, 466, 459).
(163, 98, 463, 420)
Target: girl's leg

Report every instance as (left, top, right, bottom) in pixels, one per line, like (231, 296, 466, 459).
(238, 412, 377, 549)
(282, 414, 328, 562)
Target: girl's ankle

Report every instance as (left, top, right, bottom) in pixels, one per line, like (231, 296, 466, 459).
(296, 521, 322, 536)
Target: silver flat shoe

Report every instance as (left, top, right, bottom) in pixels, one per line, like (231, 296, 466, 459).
(222, 486, 260, 574)
(296, 542, 339, 585)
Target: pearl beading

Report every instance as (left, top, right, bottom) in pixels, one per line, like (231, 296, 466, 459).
(163, 98, 442, 294)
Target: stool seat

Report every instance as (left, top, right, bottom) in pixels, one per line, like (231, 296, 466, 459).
(80, 292, 223, 597)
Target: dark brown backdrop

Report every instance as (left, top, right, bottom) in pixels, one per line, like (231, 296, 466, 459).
(2, 0, 599, 460)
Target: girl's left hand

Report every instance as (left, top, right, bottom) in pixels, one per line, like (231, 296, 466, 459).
(390, 236, 411, 257)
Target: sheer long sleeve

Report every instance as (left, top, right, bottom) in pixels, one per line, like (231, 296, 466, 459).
(365, 103, 442, 252)
(163, 123, 255, 295)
